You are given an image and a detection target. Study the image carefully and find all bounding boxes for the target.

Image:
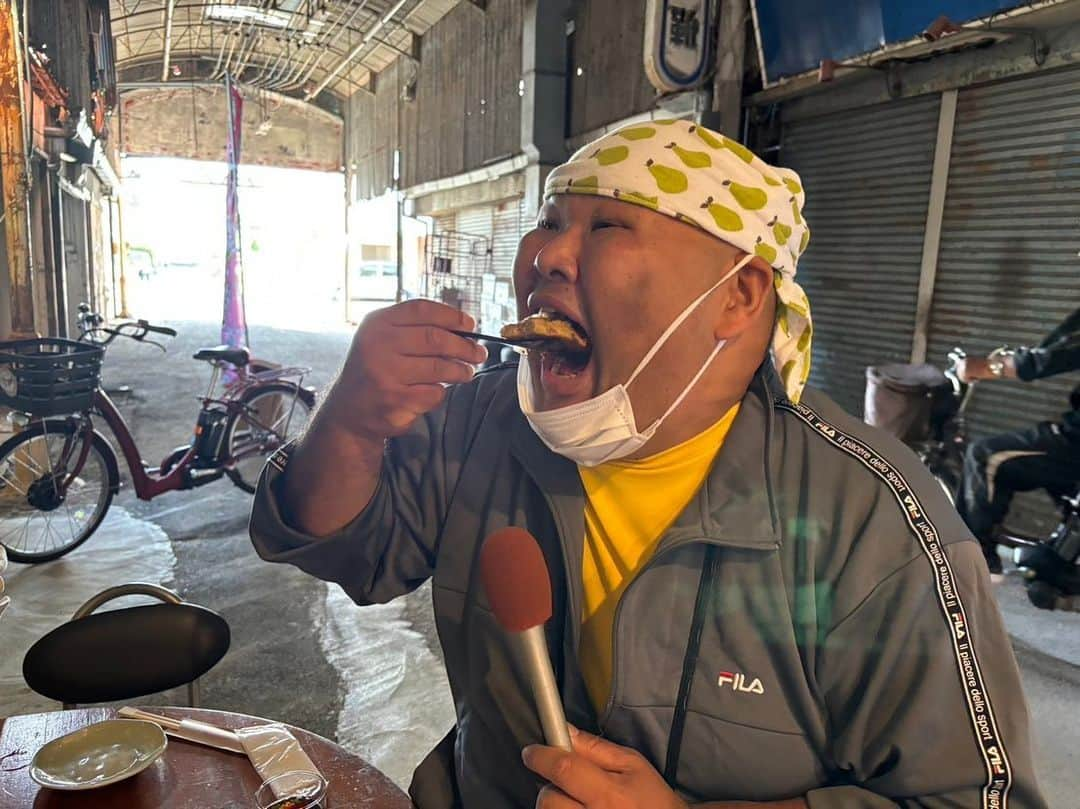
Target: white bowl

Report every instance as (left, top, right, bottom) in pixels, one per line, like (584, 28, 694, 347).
(30, 718, 168, 790)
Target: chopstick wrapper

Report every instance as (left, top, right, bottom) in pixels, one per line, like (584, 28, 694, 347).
(117, 707, 245, 753)
(174, 718, 246, 753)
(236, 724, 323, 797)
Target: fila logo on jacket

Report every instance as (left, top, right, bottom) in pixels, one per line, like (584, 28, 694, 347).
(717, 671, 764, 695)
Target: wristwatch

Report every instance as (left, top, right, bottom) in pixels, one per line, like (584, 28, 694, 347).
(987, 348, 1013, 377)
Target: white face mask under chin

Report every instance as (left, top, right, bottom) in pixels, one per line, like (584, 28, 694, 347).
(517, 254, 753, 466)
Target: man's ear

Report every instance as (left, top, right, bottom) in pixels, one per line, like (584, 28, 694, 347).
(715, 257, 775, 339)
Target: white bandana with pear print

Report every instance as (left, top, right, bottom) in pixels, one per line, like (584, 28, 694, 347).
(545, 119, 813, 403)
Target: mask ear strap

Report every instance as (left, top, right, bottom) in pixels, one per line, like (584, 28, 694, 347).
(626, 254, 753, 388)
(648, 336, 728, 433)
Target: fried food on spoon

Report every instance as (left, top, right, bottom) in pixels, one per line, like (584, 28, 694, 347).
(501, 314, 589, 353)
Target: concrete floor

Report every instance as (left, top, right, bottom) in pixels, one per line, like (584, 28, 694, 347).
(2, 319, 1077, 805)
(1, 320, 454, 792)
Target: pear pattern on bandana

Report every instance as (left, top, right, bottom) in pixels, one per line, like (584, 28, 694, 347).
(700, 197, 743, 232)
(769, 216, 792, 244)
(719, 135, 755, 164)
(667, 142, 712, 169)
(724, 180, 768, 211)
(754, 237, 778, 264)
(593, 145, 630, 166)
(545, 119, 813, 402)
(616, 189, 660, 209)
(690, 125, 722, 149)
(646, 159, 689, 194)
(619, 126, 658, 141)
(569, 175, 599, 190)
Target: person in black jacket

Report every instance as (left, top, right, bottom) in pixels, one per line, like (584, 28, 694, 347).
(957, 306, 1080, 575)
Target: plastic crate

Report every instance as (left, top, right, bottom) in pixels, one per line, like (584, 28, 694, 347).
(0, 338, 103, 417)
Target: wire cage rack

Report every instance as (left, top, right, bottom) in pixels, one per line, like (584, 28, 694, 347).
(423, 229, 492, 324)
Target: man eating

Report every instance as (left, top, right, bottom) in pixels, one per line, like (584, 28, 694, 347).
(250, 120, 1046, 808)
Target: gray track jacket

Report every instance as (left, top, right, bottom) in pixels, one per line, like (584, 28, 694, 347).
(250, 362, 1046, 809)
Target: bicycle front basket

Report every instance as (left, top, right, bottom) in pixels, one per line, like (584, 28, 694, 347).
(0, 338, 104, 417)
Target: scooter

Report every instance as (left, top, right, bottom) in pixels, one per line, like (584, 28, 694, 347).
(865, 348, 1080, 611)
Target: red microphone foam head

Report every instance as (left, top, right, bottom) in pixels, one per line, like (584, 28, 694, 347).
(479, 527, 553, 633)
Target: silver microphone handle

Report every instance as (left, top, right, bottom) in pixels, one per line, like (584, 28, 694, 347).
(512, 626, 572, 751)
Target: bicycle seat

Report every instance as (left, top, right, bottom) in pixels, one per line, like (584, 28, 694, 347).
(193, 345, 250, 367)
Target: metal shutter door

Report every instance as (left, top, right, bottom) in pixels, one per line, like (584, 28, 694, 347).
(781, 94, 941, 415)
(456, 206, 493, 244)
(455, 206, 494, 326)
(490, 197, 524, 331)
(927, 66, 1080, 534)
(492, 198, 522, 281)
(425, 208, 491, 321)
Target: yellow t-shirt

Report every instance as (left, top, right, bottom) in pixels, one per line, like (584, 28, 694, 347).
(578, 405, 741, 713)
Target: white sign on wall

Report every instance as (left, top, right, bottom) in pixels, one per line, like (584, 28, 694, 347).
(644, 0, 712, 94)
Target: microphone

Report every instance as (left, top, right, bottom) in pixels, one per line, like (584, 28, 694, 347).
(479, 527, 572, 752)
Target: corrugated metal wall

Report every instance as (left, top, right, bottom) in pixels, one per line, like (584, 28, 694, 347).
(87, 177, 110, 320)
(348, 0, 667, 196)
(489, 197, 525, 329)
(347, 0, 523, 198)
(568, 0, 658, 138)
(927, 65, 1080, 533)
(347, 91, 376, 200)
(493, 198, 523, 280)
(781, 95, 941, 415)
(30, 0, 93, 109)
(456, 206, 493, 243)
(373, 58, 403, 196)
(431, 213, 456, 243)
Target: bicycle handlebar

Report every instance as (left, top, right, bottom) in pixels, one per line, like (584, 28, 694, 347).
(76, 308, 176, 350)
(137, 319, 177, 337)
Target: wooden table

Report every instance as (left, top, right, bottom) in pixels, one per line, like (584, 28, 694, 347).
(0, 707, 414, 808)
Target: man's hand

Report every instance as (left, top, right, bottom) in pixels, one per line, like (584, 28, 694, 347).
(281, 299, 486, 537)
(523, 726, 686, 809)
(956, 353, 1017, 383)
(327, 299, 488, 444)
(523, 726, 810, 809)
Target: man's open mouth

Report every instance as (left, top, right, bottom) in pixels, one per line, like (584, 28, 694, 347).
(538, 310, 591, 377)
(501, 310, 592, 377)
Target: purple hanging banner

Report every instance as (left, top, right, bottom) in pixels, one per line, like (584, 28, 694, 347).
(222, 74, 249, 368)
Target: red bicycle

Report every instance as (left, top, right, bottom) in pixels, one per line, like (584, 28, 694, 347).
(0, 305, 315, 563)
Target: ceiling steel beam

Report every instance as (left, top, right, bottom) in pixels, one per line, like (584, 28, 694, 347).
(131, 26, 162, 60)
(116, 39, 356, 70)
(369, 31, 417, 61)
(120, 48, 344, 74)
(112, 2, 205, 24)
(161, 0, 176, 80)
(304, 0, 411, 99)
(117, 80, 345, 124)
(117, 49, 366, 94)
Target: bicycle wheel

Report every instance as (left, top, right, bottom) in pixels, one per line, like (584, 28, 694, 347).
(0, 419, 118, 563)
(224, 383, 313, 493)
